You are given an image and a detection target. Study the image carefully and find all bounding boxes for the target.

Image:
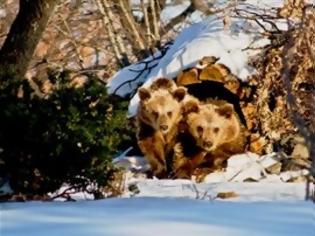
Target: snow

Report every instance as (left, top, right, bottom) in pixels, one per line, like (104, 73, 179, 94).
(107, 0, 289, 117)
(111, 150, 313, 201)
(1, 197, 314, 236)
(216, 0, 284, 9)
(114, 151, 310, 184)
(112, 147, 151, 172)
(1, 151, 314, 236)
(124, 179, 310, 201)
(107, 50, 166, 99)
(2, 150, 313, 236)
(130, 0, 193, 24)
(160, 0, 191, 25)
(112, 151, 313, 201)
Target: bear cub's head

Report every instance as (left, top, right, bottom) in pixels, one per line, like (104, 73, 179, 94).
(182, 100, 240, 152)
(138, 78, 187, 134)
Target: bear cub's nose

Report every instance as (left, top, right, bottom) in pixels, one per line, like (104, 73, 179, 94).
(160, 125, 168, 131)
(204, 141, 213, 148)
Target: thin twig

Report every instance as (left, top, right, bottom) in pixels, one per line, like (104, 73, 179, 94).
(112, 43, 171, 95)
(118, 0, 146, 51)
(50, 186, 77, 200)
(59, 14, 85, 69)
(234, 9, 282, 34)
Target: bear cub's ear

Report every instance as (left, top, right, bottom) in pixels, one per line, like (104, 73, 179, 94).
(150, 78, 174, 91)
(216, 104, 234, 119)
(182, 100, 199, 116)
(172, 87, 186, 102)
(138, 87, 151, 101)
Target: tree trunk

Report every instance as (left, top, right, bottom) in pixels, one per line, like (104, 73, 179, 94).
(0, 0, 59, 78)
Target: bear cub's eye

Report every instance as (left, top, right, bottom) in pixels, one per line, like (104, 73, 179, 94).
(152, 111, 159, 119)
(167, 111, 172, 117)
(197, 126, 203, 134)
(213, 127, 220, 133)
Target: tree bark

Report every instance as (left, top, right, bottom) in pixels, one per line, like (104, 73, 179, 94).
(0, 0, 59, 78)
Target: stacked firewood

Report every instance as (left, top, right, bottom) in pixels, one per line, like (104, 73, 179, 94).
(172, 39, 313, 173)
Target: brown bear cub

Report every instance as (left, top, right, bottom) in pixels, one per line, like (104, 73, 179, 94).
(136, 78, 188, 178)
(173, 99, 247, 179)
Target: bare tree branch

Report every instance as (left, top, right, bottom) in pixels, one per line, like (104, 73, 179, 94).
(162, 4, 195, 33)
(141, 0, 154, 48)
(103, 0, 129, 66)
(150, 0, 160, 42)
(95, 0, 129, 67)
(118, 0, 146, 52)
(112, 43, 171, 96)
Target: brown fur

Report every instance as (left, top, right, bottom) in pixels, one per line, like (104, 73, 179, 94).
(149, 77, 177, 91)
(136, 78, 189, 177)
(173, 99, 247, 179)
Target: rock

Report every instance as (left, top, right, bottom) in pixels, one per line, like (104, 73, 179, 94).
(265, 163, 282, 175)
(225, 153, 263, 182)
(128, 183, 140, 195)
(259, 153, 282, 174)
(282, 158, 311, 171)
(291, 143, 309, 159)
(288, 176, 309, 183)
(259, 153, 279, 168)
(279, 169, 309, 182)
(216, 191, 238, 199)
(203, 172, 227, 183)
(261, 174, 282, 182)
(112, 147, 150, 173)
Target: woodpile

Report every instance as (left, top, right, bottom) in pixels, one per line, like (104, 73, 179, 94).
(170, 13, 314, 172)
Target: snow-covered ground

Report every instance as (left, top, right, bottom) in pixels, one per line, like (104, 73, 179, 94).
(124, 179, 310, 201)
(1, 154, 313, 236)
(1, 162, 314, 236)
(1, 196, 314, 236)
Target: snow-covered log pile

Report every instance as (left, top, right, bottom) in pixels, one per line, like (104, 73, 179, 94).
(108, 0, 314, 184)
